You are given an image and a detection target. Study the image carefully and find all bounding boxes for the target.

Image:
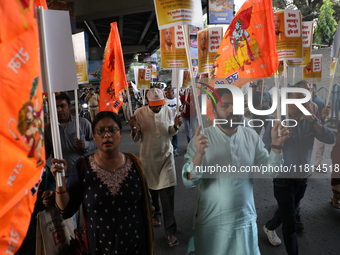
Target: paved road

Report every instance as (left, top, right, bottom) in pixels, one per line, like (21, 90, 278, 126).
(119, 114, 340, 255)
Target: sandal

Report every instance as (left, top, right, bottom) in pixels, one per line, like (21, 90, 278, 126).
(152, 215, 161, 227)
(331, 190, 340, 209)
(331, 196, 340, 209)
(167, 235, 179, 247)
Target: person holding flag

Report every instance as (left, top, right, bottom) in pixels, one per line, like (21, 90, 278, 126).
(182, 88, 290, 255)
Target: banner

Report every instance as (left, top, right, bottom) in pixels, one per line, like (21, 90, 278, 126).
(99, 22, 126, 113)
(303, 54, 322, 82)
(275, 10, 303, 61)
(89, 60, 102, 85)
(198, 27, 223, 74)
(72, 32, 89, 84)
(135, 67, 151, 89)
(160, 25, 189, 69)
(190, 38, 198, 66)
(0, 0, 44, 253)
(287, 21, 313, 66)
(154, 0, 203, 29)
(213, 0, 278, 87)
(207, 0, 234, 24)
(148, 64, 158, 79)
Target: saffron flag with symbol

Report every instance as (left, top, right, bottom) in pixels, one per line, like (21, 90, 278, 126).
(212, 0, 278, 87)
(0, 0, 45, 253)
(99, 22, 126, 113)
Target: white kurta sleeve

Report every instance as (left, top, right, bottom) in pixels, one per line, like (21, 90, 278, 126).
(182, 139, 204, 189)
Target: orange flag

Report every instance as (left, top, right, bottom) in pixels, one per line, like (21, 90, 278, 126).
(213, 0, 278, 87)
(0, 0, 44, 253)
(99, 22, 126, 113)
(35, 0, 48, 9)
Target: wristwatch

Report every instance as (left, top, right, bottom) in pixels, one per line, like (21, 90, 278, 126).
(271, 144, 283, 150)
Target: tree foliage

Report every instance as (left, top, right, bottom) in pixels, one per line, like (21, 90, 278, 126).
(314, 0, 337, 46)
(272, 0, 339, 21)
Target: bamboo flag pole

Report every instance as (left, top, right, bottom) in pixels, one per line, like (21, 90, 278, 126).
(182, 24, 203, 132)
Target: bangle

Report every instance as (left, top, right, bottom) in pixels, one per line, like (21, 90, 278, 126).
(309, 118, 318, 125)
(271, 144, 283, 150)
(54, 189, 68, 194)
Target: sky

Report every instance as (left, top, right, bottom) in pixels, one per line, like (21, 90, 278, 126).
(234, 0, 246, 13)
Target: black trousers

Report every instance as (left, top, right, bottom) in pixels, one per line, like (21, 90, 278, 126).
(150, 186, 177, 236)
(266, 178, 307, 255)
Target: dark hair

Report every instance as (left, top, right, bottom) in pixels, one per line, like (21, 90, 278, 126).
(294, 80, 308, 87)
(212, 88, 232, 110)
(256, 80, 263, 86)
(89, 88, 94, 91)
(56, 92, 71, 105)
(92, 111, 122, 132)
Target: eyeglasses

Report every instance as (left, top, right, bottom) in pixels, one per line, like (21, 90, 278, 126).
(94, 127, 120, 137)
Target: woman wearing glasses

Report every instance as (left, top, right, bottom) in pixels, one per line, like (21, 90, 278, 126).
(51, 111, 154, 255)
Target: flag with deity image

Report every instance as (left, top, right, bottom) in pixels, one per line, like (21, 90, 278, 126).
(0, 0, 45, 253)
(212, 0, 278, 87)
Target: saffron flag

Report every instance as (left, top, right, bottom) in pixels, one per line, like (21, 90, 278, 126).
(35, 0, 48, 9)
(0, 0, 45, 253)
(99, 22, 126, 113)
(213, 0, 278, 87)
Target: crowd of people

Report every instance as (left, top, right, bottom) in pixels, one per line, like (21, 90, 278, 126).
(16, 80, 339, 255)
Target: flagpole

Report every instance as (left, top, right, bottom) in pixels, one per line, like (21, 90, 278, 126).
(283, 60, 288, 120)
(126, 84, 133, 117)
(74, 89, 80, 138)
(260, 79, 264, 105)
(292, 67, 296, 85)
(142, 89, 146, 105)
(173, 69, 180, 115)
(274, 71, 281, 125)
(183, 87, 189, 114)
(326, 57, 338, 105)
(182, 24, 203, 132)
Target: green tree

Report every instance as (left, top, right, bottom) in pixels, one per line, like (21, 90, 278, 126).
(272, 0, 340, 21)
(314, 0, 337, 46)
